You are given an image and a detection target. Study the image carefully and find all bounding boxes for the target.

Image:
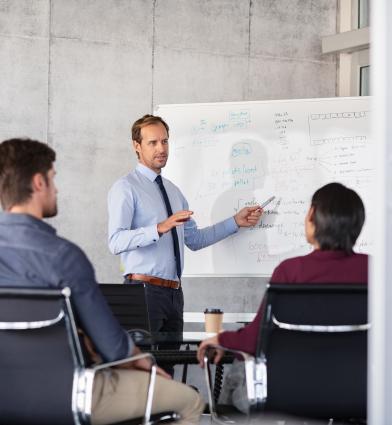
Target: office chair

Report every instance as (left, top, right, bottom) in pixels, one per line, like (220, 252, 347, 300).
(0, 286, 157, 425)
(204, 284, 368, 423)
(100, 283, 197, 383)
(99, 283, 151, 341)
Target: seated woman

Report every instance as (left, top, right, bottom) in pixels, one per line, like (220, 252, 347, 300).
(197, 181, 368, 365)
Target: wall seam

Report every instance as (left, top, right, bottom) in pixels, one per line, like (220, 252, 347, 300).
(247, 0, 253, 100)
(335, 0, 339, 97)
(151, 0, 157, 113)
(46, 0, 53, 146)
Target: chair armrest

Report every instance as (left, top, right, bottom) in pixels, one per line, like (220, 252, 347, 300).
(127, 328, 152, 345)
(92, 351, 156, 371)
(272, 315, 370, 332)
(203, 345, 267, 418)
(126, 328, 152, 336)
(204, 344, 253, 361)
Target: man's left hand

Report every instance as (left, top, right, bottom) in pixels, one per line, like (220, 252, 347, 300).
(234, 206, 263, 227)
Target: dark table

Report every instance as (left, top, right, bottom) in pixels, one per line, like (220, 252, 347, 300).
(131, 331, 234, 386)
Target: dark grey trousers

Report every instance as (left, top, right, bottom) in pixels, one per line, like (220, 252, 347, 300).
(124, 279, 184, 376)
(124, 278, 184, 333)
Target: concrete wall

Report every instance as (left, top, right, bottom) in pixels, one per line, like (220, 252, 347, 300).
(0, 0, 337, 314)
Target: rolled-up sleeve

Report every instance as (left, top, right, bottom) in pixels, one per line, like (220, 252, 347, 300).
(108, 180, 159, 255)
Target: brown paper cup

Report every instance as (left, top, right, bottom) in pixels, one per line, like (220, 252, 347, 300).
(204, 308, 223, 333)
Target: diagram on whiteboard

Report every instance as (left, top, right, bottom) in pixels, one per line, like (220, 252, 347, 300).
(156, 97, 373, 276)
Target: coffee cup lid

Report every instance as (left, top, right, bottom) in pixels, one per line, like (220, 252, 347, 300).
(204, 308, 223, 314)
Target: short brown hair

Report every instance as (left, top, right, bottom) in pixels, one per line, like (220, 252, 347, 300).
(0, 138, 56, 210)
(131, 114, 169, 144)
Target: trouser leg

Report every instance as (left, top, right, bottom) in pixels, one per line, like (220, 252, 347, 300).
(123, 280, 183, 334)
(124, 280, 184, 376)
(163, 287, 184, 334)
(160, 288, 184, 376)
(91, 369, 204, 425)
(144, 285, 184, 376)
(144, 285, 183, 333)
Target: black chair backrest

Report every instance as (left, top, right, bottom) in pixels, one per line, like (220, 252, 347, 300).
(99, 283, 151, 333)
(257, 284, 368, 419)
(0, 287, 82, 425)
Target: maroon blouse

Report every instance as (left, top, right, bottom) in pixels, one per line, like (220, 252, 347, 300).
(218, 250, 368, 355)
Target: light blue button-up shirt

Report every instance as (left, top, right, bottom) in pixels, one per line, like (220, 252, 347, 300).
(108, 163, 238, 280)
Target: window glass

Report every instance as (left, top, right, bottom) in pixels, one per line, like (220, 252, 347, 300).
(358, 0, 370, 28)
(360, 65, 370, 95)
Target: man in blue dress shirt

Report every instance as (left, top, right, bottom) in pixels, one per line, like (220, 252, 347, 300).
(0, 138, 204, 424)
(108, 115, 263, 338)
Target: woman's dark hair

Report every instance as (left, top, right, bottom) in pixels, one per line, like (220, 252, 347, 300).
(311, 182, 365, 253)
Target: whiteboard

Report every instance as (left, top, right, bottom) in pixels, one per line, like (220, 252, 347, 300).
(155, 97, 374, 277)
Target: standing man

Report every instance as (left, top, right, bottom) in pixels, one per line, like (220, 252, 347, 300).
(0, 138, 204, 424)
(108, 114, 262, 336)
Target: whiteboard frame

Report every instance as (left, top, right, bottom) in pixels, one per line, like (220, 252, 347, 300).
(156, 96, 369, 111)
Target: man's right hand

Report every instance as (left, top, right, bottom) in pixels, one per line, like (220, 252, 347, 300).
(157, 210, 193, 235)
(197, 335, 224, 367)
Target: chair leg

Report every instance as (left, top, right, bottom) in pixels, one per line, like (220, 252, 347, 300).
(181, 344, 190, 383)
(214, 365, 224, 405)
(143, 365, 157, 425)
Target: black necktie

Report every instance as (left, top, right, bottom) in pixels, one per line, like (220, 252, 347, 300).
(155, 175, 182, 279)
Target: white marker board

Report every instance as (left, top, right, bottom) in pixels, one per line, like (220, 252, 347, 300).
(155, 97, 373, 276)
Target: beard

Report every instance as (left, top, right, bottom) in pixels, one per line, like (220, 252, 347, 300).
(43, 202, 58, 218)
(154, 156, 168, 168)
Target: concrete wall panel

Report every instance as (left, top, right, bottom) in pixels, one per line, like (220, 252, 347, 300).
(48, 14, 152, 281)
(51, 0, 151, 47)
(0, 1, 49, 141)
(154, 47, 248, 105)
(51, 148, 134, 283)
(49, 38, 151, 145)
(250, 0, 337, 60)
(248, 56, 336, 100)
(155, 0, 250, 56)
(0, 0, 49, 38)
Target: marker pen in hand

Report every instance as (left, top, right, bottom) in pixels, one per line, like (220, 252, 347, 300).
(259, 196, 276, 210)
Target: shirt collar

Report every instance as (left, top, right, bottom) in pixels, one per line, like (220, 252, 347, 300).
(0, 212, 57, 235)
(136, 163, 160, 183)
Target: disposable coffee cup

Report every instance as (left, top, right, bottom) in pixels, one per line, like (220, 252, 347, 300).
(204, 308, 223, 333)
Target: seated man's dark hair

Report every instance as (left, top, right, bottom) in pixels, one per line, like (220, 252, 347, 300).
(0, 138, 56, 210)
(311, 182, 365, 253)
